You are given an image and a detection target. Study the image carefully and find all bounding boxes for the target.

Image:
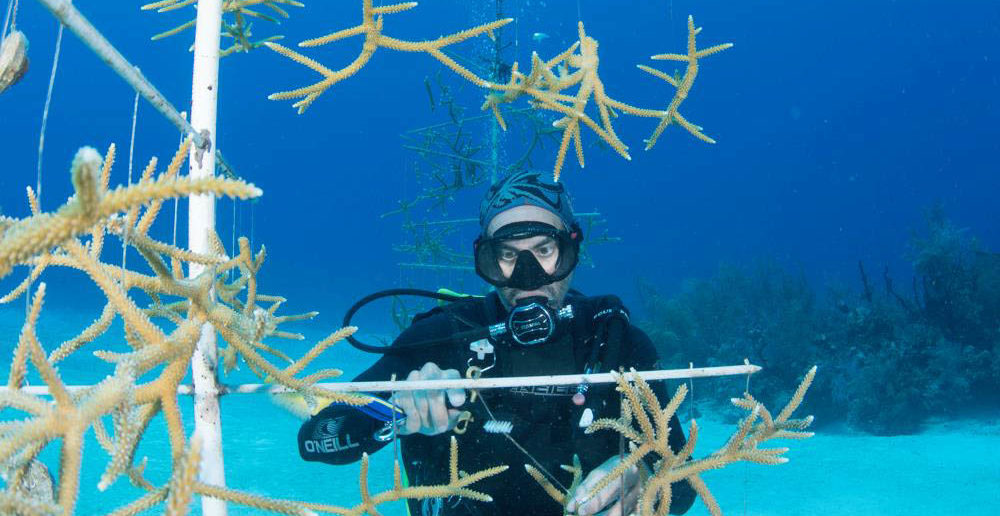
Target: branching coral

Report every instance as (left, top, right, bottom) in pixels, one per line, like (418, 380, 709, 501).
(264, 0, 512, 114)
(635, 15, 732, 150)
(0, 141, 512, 514)
(268, 4, 730, 180)
(527, 367, 816, 515)
(482, 15, 731, 180)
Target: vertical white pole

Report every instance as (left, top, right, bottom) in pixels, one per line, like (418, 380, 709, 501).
(188, 1, 227, 515)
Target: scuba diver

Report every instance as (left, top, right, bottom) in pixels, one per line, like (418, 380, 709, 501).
(298, 170, 696, 515)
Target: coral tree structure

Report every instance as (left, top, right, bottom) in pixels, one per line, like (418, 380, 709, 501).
(0, 141, 506, 514)
(266, 3, 731, 180)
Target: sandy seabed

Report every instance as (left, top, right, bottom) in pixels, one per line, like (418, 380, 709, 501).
(4, 306, 999, 515)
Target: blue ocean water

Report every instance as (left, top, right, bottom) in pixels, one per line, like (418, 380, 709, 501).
(1, 0, 998, 514)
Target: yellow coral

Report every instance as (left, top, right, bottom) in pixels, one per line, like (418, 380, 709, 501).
(526, 367, 816, 515)
(0, 140, 511, 514)
(266, 0, 511, 113)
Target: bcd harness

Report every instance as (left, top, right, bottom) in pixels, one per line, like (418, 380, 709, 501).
(299, 289, 631, 466)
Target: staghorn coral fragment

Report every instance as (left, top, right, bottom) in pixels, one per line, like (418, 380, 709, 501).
(0, 145, 261, 280)
(0, 490, 60, 516)
(107, 488, 168, 516)
(524, 367, 816, 515)
(636, 15, 732, 150)
(0, 137, 517, 514)
(266, 0, 512, 113)
(283, 326, 356, 376)
(165, 435, 201, 515)
(525, 462, 566, 505)
(192, 482, 317, 515)
(324, 438, 508, 515)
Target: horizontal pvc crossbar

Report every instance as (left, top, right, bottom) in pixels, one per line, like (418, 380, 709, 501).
(2, 364, 760, 396)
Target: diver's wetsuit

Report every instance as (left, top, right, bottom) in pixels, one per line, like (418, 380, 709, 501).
(299, 292, 696, 515)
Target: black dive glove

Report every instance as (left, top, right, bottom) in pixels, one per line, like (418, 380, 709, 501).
(298, 396, 404, 465)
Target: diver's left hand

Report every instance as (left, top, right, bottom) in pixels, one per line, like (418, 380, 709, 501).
(565, 454, 641, 516)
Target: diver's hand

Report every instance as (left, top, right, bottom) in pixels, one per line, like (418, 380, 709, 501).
(566, 455, 641, 516)
(393, 362, 466, 436)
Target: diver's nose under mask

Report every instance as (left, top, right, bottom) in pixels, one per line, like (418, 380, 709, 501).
(474, 220, 583, 291)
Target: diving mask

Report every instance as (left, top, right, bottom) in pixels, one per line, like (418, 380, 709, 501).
(474, 221, 583, 290)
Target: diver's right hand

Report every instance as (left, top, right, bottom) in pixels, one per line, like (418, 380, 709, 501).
(392, 362, 466, 436)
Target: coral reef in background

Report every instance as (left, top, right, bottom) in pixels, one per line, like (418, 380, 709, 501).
(0, 141, 506, 514)
(266, 1, 730, 180)
(638, 208, 1000, 435)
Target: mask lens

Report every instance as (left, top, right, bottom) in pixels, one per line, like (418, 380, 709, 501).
(474, 221, 582, 289)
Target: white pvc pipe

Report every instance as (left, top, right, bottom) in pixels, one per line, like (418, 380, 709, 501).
(32, 0, 237, 179)
(226, 364, 762, 394)
(1, 365, 761, 396)
(187, 1, 226, 515)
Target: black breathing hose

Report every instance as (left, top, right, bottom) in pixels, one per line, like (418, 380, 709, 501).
(342, 288, 480, 354)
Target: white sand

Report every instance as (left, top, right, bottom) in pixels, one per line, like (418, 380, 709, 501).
(3, 306, 999, 514)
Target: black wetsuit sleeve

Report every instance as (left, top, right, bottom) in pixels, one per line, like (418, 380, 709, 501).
(297, 311, 459, 466)
(626, 326, 697, 515)
(297, 351, 411, 465)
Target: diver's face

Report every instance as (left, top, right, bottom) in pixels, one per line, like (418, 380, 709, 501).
(494, 235, 560, 277)
(486, 205, 573, 308)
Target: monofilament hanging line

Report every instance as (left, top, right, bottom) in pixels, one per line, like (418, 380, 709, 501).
(34, 0, 241, 181)
(27, 14, 64, 318)
(35, 21, 64, 215)
(475, 392, 568, 493)
(230, 198, 236, 281)
(121, 90, 140, 281)
(172, 113, 186, 249)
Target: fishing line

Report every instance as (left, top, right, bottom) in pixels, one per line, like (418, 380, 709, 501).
(121, 90, 139, 282)
(27, 16, 64, 317)
(35, 20, 64, 215)
(230, 196, 236, 280)
(172, 113, 186, 250)
(513, 0, 518, 60)
(248, 192, 255, 256)
(475, 394, 568, 493)
(669, 0, 674, 34)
